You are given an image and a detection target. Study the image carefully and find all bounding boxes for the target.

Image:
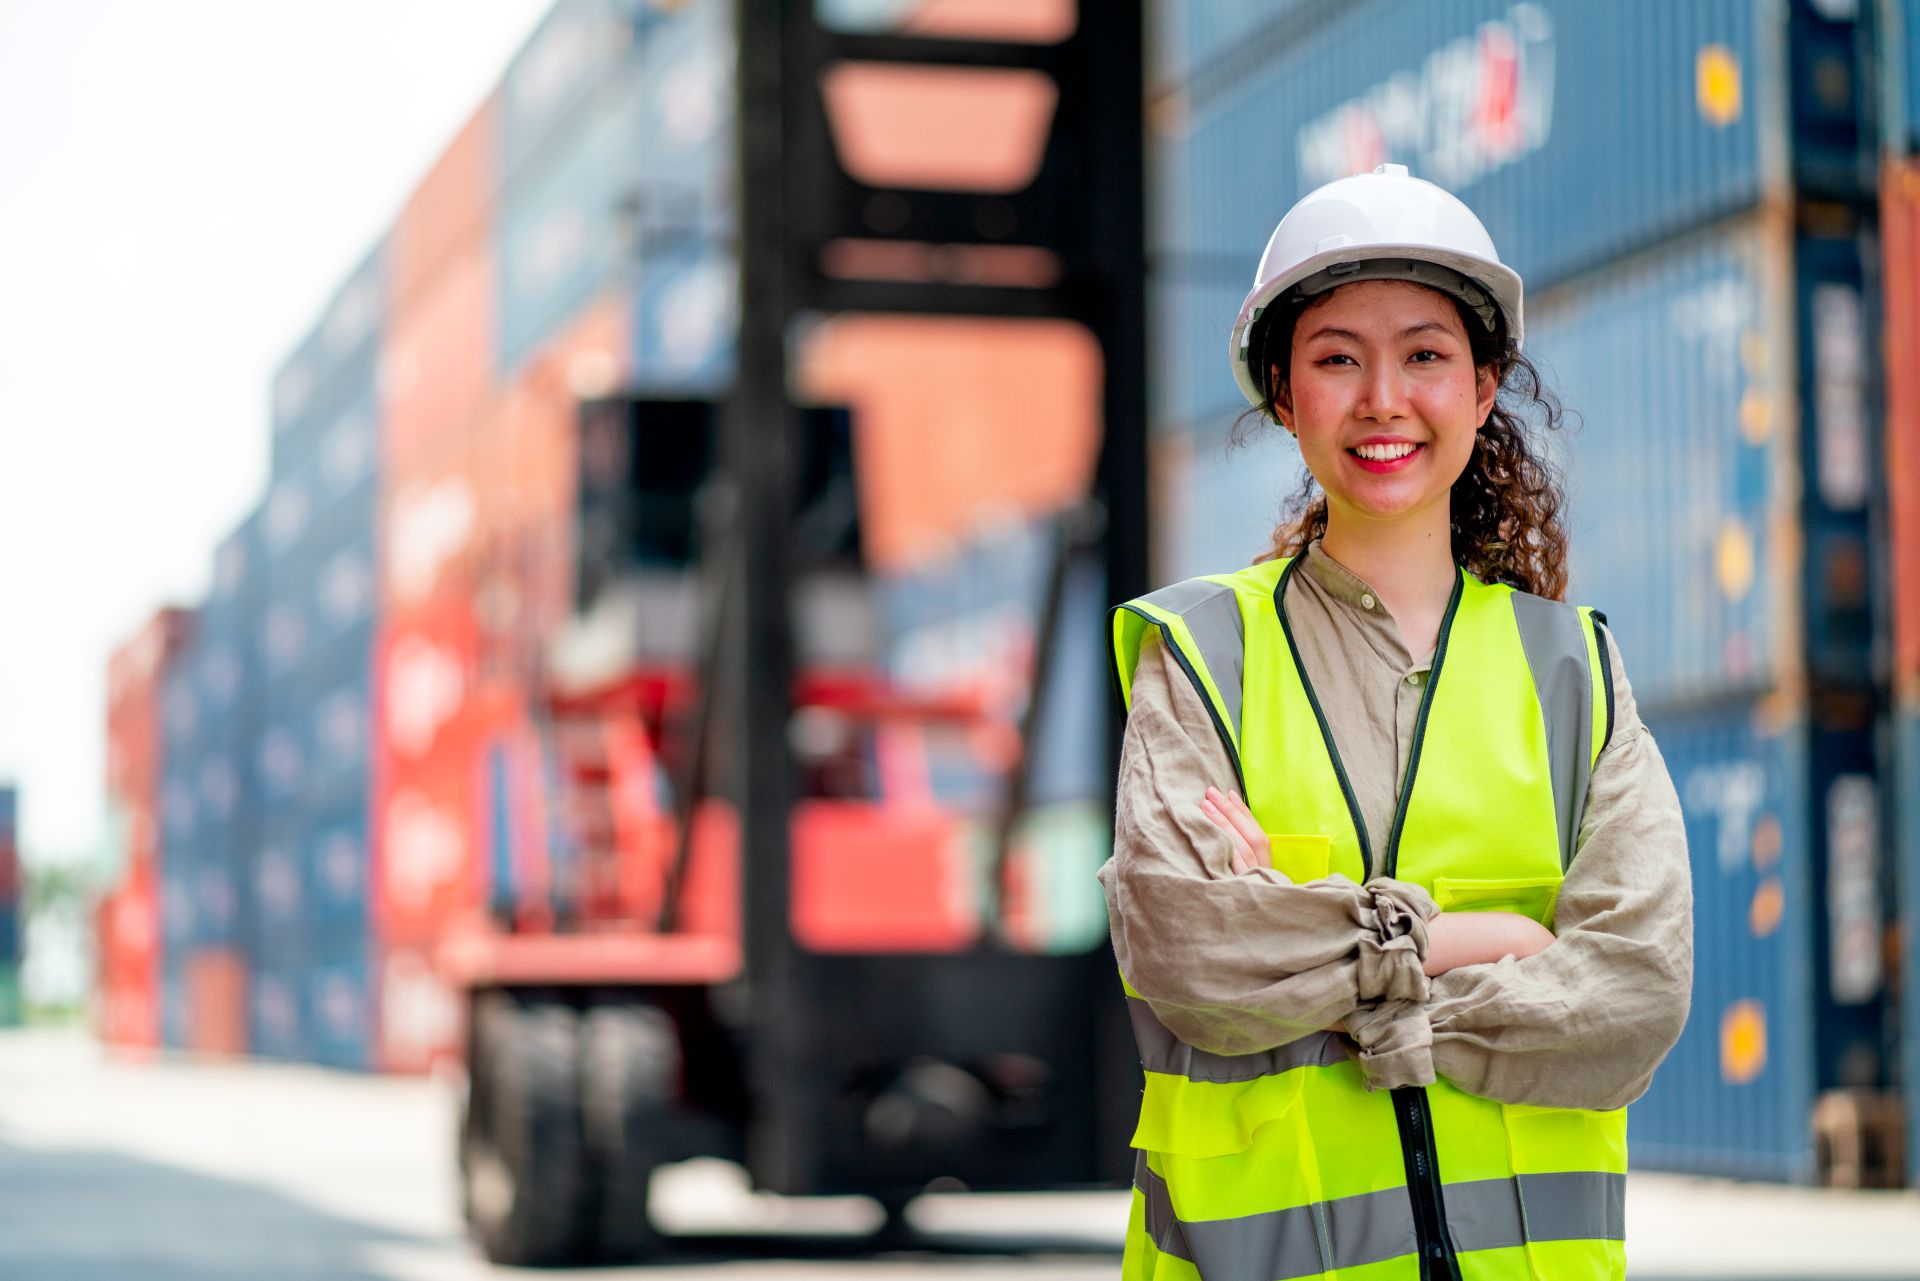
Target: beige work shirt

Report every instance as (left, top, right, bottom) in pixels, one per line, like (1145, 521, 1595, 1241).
(1098, 541, 1693, 1110)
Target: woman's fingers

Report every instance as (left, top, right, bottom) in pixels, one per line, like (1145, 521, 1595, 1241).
(1207, 787, 1269, 859)
(1198, 794, 1257, 874)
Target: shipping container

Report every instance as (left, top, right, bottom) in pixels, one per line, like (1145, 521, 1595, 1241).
(630, 243, 737, 392)
(1879, 159, 1920, 696)
(627, 0, 735, 246)
(272, 244, 387, 478)
(1147, 0, 1320, 90)
(1151, 0, 1870, 294)
(0, 963, 20, 1029)
(1631, 700, 1818, 1181)
(499, 0, 635, 179)
(392, 97, 497, 316)
(1898, 705, 1920, 1185)
(1520, 211, 1877, 712)
(248, 961, 309, 1063)
(496, 47, 644, 374)
(0, 782, 17, 909)
(1150, 266, 1255, 430)
(308, 928, 376, 1071)
(1152, 421, 1307, 583)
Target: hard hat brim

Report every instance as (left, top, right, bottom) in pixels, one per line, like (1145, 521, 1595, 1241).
(1227, 243, 1526, 416)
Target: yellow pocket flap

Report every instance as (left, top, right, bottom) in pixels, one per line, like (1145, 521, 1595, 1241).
(1264, 832, 1330, 882)
(1432, 875, 1560, 928)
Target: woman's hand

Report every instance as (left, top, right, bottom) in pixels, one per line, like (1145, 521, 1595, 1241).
(1423, 911, 1556, 977)
(1199, 786, 1267, 875)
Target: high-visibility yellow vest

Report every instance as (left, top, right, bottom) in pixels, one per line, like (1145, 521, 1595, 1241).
(1110, 556, 1625, 1281)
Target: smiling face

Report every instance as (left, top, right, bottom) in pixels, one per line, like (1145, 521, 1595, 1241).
(1270, 278, 1499, 536)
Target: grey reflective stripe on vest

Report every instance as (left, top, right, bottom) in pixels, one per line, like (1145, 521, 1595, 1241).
(1128, 997, 1348, 1082)
(1137, 1154, 1417, 1278)
(1135, 1157, 1624, 1281)
(1137, 578, 1246, 746)
(1510, 592, 1596, 870)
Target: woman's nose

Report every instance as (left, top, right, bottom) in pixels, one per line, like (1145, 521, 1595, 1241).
(1356, 364, 1412, 421)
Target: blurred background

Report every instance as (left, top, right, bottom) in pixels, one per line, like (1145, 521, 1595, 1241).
(6, 0, 1920, 1275)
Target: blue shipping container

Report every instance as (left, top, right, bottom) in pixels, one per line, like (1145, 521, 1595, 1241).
(270, 244, 385, 478)
(1900, 705, 1920, 1186)
(1631, 700, 1817, 1182)
(247, 962, 308, 1063)
(1530, 216, 1790, 710)
(876, 515, 1108, 810)
(497, 65, 644, 374)
(1155, 423, 1308, 584)
(1158, 0, 1773, 291)
(499, 0, 635, 178)
(308, 929, 375, 1071)
(1150, 267, 1254, 430)
(1148, 0, 1321, 89)
(630, 244, 737, 392)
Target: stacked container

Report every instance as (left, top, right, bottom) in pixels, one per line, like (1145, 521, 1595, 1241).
(99, 609, 194, 1049)
(254, 244, 388, 1069)
(1878, 0, 1920, 1189)
(156, 520, 265, 1057)
(1149, 0, 1889, 1181)
(0, 785, 20, 1027)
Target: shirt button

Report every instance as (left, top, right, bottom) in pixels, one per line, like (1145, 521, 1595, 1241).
(1360, 593, 1376, 610)
(1407, 672, 1424, 686)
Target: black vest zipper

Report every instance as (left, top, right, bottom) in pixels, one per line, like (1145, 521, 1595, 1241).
(1275, 561, 1466, 1279)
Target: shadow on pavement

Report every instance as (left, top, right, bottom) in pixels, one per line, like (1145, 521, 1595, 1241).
(0, 1137, 441, 1281)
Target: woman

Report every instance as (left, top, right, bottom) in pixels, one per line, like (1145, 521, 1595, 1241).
(1099, 164, 1692, 1281)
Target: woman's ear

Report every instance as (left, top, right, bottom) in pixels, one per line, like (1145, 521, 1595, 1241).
(1269, 363, 1295, 434)
(1475, 362, 1499, 426)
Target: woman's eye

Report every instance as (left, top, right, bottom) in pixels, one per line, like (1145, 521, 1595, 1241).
(1318, 353, 1356, 367)
(1409, 348, 1446, 363)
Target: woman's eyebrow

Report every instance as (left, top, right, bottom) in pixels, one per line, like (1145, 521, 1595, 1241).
(1302, 320, 1453, 343)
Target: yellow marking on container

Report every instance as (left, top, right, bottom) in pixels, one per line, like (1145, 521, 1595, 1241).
(1749, 878, 1784, 938)
(1739, 391, 1772, 444)
(1717, 520, 1756, 600)
(1741, 332, 1770, 376)
(1751, 813, 1783, 870)
(1697, 45, 1742, 126)
(1721, 1000, 1767, 1084)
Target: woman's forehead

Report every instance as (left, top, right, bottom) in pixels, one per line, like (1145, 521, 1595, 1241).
(1298, 278, 1464, 331)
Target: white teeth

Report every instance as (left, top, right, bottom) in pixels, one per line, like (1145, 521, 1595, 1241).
(1353, 442, 1419, 461)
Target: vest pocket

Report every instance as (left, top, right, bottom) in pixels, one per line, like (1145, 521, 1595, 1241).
(1431, 875, 1560, 928)
(1264, 833, 1331, 882)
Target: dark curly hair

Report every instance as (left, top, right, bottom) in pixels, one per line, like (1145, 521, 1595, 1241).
(1240, 284, 1572, 601)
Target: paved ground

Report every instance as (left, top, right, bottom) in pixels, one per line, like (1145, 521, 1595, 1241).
(0, 1027, 1916, 1279)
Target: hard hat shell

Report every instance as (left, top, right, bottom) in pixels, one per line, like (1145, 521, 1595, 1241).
(1228, 163, 1525, 416)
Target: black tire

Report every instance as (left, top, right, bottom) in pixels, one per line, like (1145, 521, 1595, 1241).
(578, 1002, 683, 1263)
(461, 995, 592, 1267)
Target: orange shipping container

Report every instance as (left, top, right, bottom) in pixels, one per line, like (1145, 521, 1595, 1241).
(1883, 160, 1920, 700)
(185, 948, 248, 1057)
(382, 239, 498, 481)
(390, 98, 496, 318)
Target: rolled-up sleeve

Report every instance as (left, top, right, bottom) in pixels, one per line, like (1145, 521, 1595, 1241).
(1098, 631, 1438, 1061)
(1408, 627, 1694, 1109)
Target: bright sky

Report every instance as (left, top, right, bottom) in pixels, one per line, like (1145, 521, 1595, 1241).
(0, 0, 552, 869)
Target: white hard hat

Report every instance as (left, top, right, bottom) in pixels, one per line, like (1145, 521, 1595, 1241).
(1228, 163, 1524, 417)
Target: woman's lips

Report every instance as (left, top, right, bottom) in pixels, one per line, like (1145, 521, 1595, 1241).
(1347, 442, 1425, 474)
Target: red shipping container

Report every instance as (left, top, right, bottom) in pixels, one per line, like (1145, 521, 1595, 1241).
(97, 873, 161, 1051)
(106, 608, 194, 814)
(383, 239, 498, 482)
(1882, 160, 1920, 700)
(185, 948, 248, 1057)
(797, 315, 1102, 572)
(391, 97, 496, 314)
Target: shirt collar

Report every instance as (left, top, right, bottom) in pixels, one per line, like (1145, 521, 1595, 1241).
(1302, 540, 1388, 617)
